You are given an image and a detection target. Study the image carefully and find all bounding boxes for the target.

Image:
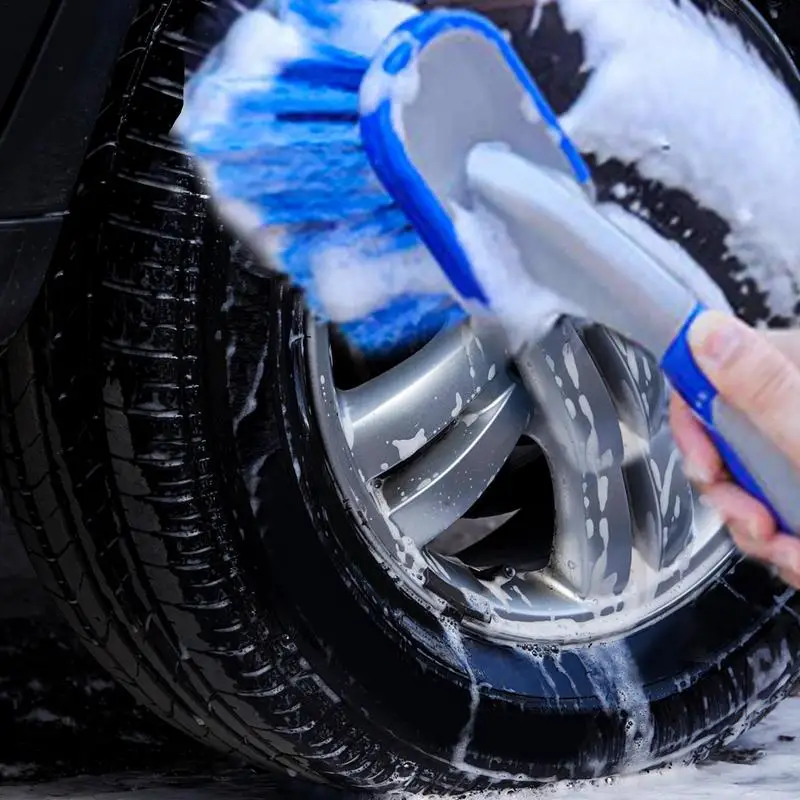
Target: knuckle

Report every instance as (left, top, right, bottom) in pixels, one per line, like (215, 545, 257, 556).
(728, 522, 755, 550)
(778, 568, 800, 590)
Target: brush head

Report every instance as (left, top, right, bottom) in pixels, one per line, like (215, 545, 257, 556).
(357, 9, 596, 353)
(174, 0, 465, 357)
(175, 0, 800, 359)
(358, 11, 732, 358)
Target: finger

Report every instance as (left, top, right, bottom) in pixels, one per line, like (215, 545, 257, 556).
(764, 532, 800, 579)
(777, 567, 800, 591)
(778, 571, 800, 590)
(689, 311, 800, 467)
(765, 329, 800, 370)
(703, 482, 777, 557)
(728, 521, 774, 562)
(669, 393, 724, 485)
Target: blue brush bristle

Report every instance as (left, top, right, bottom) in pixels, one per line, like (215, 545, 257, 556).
(176, 0, 465, 356)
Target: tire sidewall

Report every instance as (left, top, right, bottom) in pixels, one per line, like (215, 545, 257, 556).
(216, 264, 800, 780)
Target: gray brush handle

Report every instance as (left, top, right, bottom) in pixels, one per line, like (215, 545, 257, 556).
(709, 397, 800, 534)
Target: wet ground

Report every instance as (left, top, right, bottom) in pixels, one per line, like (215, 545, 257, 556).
(0, 521, 349, 799)
(2, 520, 800, 799)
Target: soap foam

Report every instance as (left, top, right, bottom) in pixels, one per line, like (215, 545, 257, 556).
(451, 201, 585, 354)
(580, 641, 655, 773)
(312, 244, 452, 322)
(556, 0, 800, 319)
(401, 699, 800, 798)
(175, 10, 307, 137)
(331, 0, 418, 56)
(359, 29, 423, 142)
(441, 618, 481, 771)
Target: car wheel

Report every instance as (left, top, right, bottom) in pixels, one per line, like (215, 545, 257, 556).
(2, 0, 800, 794)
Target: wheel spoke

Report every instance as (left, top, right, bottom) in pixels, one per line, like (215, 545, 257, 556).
(580, 327, 693, 569)
(337, 322, 510, 480)
(542, 428, 634, 600)
(378, 378, 531, 549)
(519, 323, 633, 599)
(581, 327, 666, 438)
(308, 292, 728, 641)
(627, 427, 695, 570)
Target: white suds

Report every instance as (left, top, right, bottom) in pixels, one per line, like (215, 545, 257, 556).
(360, 34, 423, 141)
(339, 402, 355, 450)
(580, 641, 655, 773)
(312, 245, 451, 322)
(441, 619, 481, 771)
(179, 0, 419, 141)
(451, 201, 582, 353)
(323, 0, 419, 57)
(392, 429, 427, 460)
(563, 342, 580, 389)
(175, 11, 306, 137)
(400, 698, 800, 798)
(558, 0, 800, 317)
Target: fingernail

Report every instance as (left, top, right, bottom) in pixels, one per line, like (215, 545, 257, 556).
(689, 313, 745, 370)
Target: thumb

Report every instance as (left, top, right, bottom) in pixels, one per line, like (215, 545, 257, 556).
(688, 310, 800, 463)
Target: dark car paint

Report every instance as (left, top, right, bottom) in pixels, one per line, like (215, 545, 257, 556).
(0, 0, 138, 347)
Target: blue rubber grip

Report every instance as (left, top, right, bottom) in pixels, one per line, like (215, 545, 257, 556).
(661, 303, 794, 532)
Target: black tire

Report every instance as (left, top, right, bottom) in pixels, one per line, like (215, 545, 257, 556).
(3, 0, 800, 794)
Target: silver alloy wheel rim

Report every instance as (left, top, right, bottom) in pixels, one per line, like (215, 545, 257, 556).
(309, 317, 735, 644)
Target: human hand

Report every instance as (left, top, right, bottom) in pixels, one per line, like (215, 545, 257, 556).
(669, 310, 800, 589)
